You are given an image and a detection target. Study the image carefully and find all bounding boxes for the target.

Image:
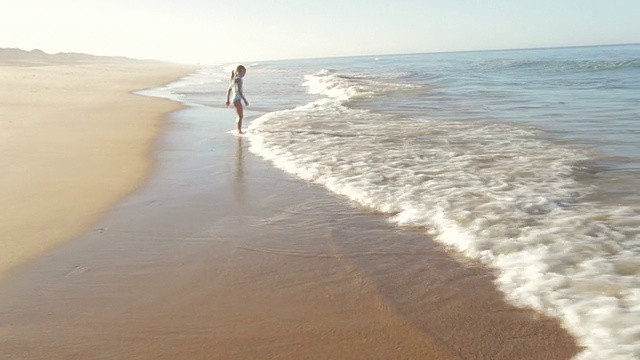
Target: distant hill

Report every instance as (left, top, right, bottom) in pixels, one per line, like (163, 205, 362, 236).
(0, 48, 144, 66)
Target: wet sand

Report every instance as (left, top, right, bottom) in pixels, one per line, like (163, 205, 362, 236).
(0, 103, 581, 359)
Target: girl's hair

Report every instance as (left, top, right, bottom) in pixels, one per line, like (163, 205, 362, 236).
(230, 65, 246, 81)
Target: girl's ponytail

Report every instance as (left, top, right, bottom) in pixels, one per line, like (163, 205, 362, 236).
(230, 70, 235, 81)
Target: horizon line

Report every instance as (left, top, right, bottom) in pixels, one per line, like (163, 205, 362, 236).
(234, 42, 639, 64)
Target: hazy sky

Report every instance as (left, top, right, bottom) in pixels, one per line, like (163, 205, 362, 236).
(3, 0, 639, 64)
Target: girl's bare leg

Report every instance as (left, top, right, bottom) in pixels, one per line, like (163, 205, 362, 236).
(233, 101, 244, 133)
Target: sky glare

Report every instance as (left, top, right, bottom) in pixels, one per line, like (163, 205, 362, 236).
(2, 0, 639, 64)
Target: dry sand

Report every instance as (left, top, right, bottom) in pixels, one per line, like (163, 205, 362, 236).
(0, 49, 195, 280)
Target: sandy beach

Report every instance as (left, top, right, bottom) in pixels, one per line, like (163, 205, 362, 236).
(0, 49, 195, 280)
(0, 50, 581, 359)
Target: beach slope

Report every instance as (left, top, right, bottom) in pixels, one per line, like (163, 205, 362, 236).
(0, 48, 195, 280)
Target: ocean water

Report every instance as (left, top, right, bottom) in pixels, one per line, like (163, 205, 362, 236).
(157, 44, 640, 359)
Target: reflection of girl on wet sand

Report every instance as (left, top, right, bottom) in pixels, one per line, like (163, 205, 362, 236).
(233, 136, 246, 203)
(225, 65, 249, 134)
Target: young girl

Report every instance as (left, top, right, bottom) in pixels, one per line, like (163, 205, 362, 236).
(225, 65, 249, 134)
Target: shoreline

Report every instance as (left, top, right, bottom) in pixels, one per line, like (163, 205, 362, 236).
(0, 57, 196, 281)
(0, 103, 581, 359)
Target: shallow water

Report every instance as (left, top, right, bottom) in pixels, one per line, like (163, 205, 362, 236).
(158, 44, 640, 359)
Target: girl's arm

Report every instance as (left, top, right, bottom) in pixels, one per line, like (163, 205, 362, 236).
(225, 87, 232, 106)
(237, 79, 249, 105)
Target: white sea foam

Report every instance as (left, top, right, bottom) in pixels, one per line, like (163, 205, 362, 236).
(247, 69, 640, 359)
